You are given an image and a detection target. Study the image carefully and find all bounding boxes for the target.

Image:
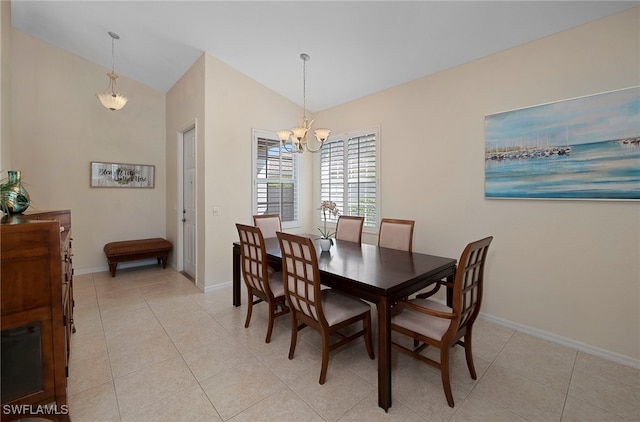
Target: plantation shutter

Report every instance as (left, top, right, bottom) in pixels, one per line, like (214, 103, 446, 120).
(319, 140, 344, 224)
(347, 133, 377, 228)
(320, 130, 377, 229)
(255, 136, 298, 224)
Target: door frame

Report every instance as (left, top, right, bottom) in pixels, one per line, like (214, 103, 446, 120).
(177, 121, 197, 280)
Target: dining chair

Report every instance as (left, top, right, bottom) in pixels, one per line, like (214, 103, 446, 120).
(378, 218, 415, 251)
(276, 231, 375, 384)
(390, 236, 493, 407)
(335, 215, 365, 243)
(236, 223, 289, 343)
(253, 213, 282, 238)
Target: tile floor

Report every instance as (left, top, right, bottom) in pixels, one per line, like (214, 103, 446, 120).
(64, 266, 638, 422)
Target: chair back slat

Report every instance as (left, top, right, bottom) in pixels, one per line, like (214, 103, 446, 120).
(236, 224, 272, 297)
(277, 232, 324, 324)
(453, 237, 493, 330)
(336, 216, 365, 243)
(253, 214, 282, 238)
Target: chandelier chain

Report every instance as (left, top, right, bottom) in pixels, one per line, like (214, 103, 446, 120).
(302, 56, 306, 119)
(276, 52, 329, 152)
(111, 36, 115, 74)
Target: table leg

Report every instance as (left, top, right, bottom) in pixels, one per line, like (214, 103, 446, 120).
(446, 271, 455, 307)
(233, 245, 241, 307)
(377, 296, 392, 411)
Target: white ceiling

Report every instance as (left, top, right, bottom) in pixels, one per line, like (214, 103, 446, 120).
(10, 1, 638, 111)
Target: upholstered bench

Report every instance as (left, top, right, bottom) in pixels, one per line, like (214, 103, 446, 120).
(103, 238, 172, 277)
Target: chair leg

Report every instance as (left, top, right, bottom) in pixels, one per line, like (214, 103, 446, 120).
(265, 302, 275, 343)
(288, 314, 298, 360)
(363, 314, 375, 359)
(244, 292, 254, 328)
(463, 331, 477, 380)
(440, 347, 454, 407)
(319, 331, 330, 385)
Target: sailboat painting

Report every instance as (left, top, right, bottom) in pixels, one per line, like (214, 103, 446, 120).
(485, 86, 639, 200)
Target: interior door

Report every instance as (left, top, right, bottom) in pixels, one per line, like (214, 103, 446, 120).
(182, 127, 196, 279)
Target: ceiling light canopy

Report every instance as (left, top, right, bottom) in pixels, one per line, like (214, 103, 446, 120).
(277, 53, 330, 153)
(96, 31, 128, 111)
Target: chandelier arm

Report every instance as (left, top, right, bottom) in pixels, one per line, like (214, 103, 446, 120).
(305, 141, 324, 153)
(280, 141, 295, 154)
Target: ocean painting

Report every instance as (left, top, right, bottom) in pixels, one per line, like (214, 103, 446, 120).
(485, 87, 639, 200)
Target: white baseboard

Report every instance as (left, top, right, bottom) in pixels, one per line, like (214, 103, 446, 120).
(74, 259, 162, 276)
(202, 281, 232, 293)
(479, 312, 640, 369)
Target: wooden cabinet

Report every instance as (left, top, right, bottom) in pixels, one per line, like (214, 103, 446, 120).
(1, 210, 73, 421)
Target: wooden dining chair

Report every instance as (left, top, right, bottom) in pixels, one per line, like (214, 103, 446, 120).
(390, 236, 493, 407)
(335, 215, 365, 243)
(378, 218, 415, 251)
(276, 231, 375, 384)
(236, 224, 289, 343)
(253, 213, 282, 238)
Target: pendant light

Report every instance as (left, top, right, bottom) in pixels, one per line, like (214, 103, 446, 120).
(96, 31, 128, 111)
(277, 53, 330, 153)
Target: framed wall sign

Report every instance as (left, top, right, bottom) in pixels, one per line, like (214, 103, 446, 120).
(485, 86, 639, 200)
(90, 162, 155, 188)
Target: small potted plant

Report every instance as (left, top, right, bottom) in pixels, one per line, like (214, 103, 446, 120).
(317, 200, 339, 251)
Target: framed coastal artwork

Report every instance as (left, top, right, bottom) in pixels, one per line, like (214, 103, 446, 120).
(90, 162, 155, 188)
(484, 86, 639, 200)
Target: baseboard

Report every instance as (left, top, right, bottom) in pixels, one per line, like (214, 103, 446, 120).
(479, 312, 640, 369)
(202, 280, 232, 293)
(74, 259, 160, 276)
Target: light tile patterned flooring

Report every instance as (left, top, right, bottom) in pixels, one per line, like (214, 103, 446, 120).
(65, 266, 639, 421)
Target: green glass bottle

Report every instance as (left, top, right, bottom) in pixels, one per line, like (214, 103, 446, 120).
(1, 170, 31, 214)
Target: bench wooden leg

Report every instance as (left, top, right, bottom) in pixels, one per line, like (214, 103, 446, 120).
(109, 262, 117, 277)
(160, 255, 168, 269)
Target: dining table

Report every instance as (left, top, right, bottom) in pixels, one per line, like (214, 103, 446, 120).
(232, 234, 457, 412)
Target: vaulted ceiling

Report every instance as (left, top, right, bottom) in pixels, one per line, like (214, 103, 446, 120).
(10, 1, 638, 111)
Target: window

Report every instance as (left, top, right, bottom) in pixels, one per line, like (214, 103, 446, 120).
(320, 128, 378, 230)
(253, 130, 299, 227)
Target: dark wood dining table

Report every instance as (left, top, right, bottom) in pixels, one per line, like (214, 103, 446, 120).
(232, 234, 457, 412)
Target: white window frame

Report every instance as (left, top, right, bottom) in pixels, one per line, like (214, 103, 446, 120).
(252, 129, 300, 229)
(318, 127, 380, 234)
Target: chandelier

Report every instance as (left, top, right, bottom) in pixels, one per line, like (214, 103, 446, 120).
(277, 53, 330, 153)
(96, 31, 128, 111)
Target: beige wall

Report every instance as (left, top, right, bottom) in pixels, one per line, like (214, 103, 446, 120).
(10, 29, 167, 272)
(165, 53, 312, 290)
(314, 8, 640, 363)
(1, 0, 11, 170)
(202, 54, 317, 289)
(166, 54, 206, 288)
